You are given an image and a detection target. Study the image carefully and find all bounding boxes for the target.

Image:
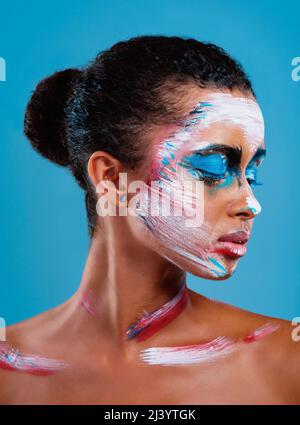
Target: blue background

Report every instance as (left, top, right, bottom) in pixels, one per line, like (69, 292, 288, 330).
(0, 0, 299, 325)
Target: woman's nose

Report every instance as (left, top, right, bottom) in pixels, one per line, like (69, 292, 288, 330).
(226, 187, 262, 220)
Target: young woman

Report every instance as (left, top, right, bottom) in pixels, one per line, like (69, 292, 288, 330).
(1, 35, 299, 404)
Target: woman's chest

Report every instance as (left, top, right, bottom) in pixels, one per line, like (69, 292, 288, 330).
(1, 359, 290, 404)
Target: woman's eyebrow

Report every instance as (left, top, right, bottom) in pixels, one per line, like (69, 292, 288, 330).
(250, 148, 266, 162)
(192, 145, 266, 167)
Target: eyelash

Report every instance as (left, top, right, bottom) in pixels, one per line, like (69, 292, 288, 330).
(191, 168, 263, 187)
(246, 176, 263, 186)
(245, 168, 263, 186)
(191, 169, 227, 186)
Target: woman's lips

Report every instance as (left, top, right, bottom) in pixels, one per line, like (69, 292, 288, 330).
(213, 230, 250, 259)
(213, 241, 247, 258)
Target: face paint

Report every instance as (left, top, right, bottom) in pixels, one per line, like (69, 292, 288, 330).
(139, 322, 279, 366)
(0, 342, 68, 375)
(80, 280, 189, 343)
(180, 152, 228, 180)
(126, 279, 188, 342)
(245, 196, 262, 215)
(181, 145, 242, 195)
(140, 336, 236, 366)
(80, 288, 97, 316)
(135, 92, 265, 279)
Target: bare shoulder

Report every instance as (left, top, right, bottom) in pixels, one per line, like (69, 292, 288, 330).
(0, 313, 49, 389)
(3, 298, 72, 351)
(188, 287, 295, 336)
(258, 316, 300, 399)
(189, 288, 300, 400)
(0, 301, 72, 404)
(0, 299, 71, 383)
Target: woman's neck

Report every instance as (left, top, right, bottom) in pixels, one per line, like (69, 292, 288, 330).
(70, 232, 190, 349)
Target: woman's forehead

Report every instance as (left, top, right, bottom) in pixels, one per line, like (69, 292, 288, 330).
(188, 93, 264, 142)
(187, 121, 265, 154)
(154, 92, 264, 155)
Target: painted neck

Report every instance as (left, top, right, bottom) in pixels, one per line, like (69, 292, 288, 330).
(126, 279, 188, 342)
(74, 233, 189, 345)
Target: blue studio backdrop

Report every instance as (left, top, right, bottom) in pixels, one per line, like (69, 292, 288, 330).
(0, 0, 299, 325)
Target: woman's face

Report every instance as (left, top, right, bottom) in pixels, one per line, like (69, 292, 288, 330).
(128, 89, 265, 280)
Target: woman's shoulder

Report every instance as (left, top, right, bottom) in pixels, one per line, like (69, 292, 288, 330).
(242, 315, 300, 401)
(189, 289, 300, 364)
(0, 301, 70, 382)
(189, 287, 296, 334)
(3, 298, 72, 350)
(0, 303, 71, 403)
(193, 291, 300, 399)
(4, 309, 59, 349)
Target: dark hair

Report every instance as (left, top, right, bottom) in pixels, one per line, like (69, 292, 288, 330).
(24, 35, 255, 238)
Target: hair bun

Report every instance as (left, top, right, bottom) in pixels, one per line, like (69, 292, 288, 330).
(24, 68, 81, 166)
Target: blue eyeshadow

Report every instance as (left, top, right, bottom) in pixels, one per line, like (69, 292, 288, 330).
(181, 153, 228, 176)
(245, 165, 263, 185)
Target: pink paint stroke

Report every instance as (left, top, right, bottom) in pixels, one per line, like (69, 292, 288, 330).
(0, 342, 69, 376)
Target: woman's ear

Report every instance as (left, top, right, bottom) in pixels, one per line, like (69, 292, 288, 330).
(87, 151, 130, 213)
(87, 151, 121, 189)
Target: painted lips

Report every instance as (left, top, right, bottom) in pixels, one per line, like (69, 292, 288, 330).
(214, 230, 250, 258)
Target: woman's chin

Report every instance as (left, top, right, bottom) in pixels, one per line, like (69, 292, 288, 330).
(188, 262, 237, 281)
(188, 261, 239, 281)
(157, 245, 240, 280)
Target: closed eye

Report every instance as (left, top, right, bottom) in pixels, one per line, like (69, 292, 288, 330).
(190, 168, 227, 185)
(245, 164, 264, 186)
(180, 152, 228, 176)
(245, 148, 266, 186)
